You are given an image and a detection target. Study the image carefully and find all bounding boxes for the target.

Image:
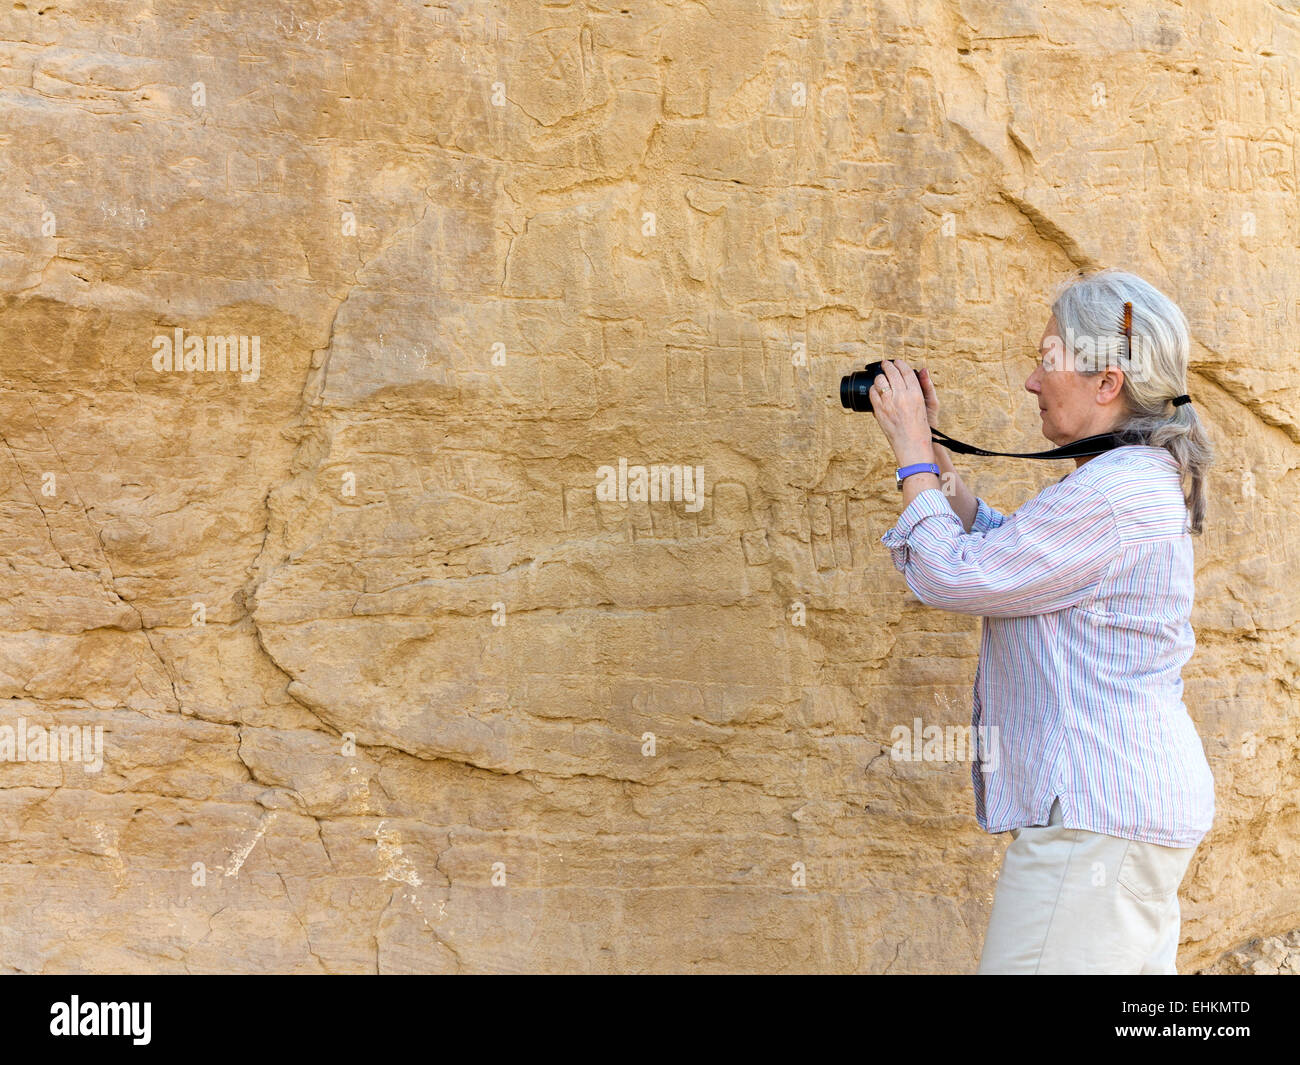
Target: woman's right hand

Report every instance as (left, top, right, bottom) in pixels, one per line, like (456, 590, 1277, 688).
(919, 367, 939, 428)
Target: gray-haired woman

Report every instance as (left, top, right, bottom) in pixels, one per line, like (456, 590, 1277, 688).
(871, 269, 1216, 974)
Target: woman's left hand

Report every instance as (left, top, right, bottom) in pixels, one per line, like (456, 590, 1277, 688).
(870, 358, 936, 467)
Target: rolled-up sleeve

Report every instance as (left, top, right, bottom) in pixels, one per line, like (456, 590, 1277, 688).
(970, 496, 1006, 534)
(879, 482, 1120, 617)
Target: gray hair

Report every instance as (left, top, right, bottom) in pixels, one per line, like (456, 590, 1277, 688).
(1050, 268, 1213, 535)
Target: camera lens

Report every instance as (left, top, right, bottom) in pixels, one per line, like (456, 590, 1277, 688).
(840, 370, 876, 412)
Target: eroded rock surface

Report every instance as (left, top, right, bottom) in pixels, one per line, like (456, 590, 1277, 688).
(0, 1, 1295, 972)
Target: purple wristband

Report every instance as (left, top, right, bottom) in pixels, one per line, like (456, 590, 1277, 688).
(896, 462, 941, 491)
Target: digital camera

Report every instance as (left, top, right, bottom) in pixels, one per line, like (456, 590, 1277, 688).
(839, 360, 922, 412)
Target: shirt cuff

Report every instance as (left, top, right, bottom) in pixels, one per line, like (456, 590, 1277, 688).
(880, 488, 961, 572)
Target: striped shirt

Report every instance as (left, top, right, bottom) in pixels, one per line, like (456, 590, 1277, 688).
(880, 445, 1215, 847)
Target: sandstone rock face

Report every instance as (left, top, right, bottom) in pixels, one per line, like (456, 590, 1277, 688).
(0, 2, 1295, 973)
(1200, 929, 1300, 975)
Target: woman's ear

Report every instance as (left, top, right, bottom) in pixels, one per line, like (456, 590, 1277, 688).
(1096, 367, 1126, 404)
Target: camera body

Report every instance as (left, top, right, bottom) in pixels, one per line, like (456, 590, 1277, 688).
(839, 360, 922, 412)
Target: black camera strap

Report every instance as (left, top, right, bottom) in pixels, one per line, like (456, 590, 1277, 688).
(929, 427, 1125, 460)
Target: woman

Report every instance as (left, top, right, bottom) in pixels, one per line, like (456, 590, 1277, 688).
(871, 268, 1216, 974)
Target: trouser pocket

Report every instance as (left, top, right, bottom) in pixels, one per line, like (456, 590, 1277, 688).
(1116, 838, 1195, 904)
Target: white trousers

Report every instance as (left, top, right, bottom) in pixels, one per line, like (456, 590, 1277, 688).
(977, 798, 1198, 974)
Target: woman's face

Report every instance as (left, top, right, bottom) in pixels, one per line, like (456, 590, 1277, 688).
(1026, 314, 1127, 445)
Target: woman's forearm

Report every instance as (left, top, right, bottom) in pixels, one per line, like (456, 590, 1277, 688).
(933, 441, 978, 533)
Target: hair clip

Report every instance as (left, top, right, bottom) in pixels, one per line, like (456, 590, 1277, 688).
(1120, 300, 1133, 366)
